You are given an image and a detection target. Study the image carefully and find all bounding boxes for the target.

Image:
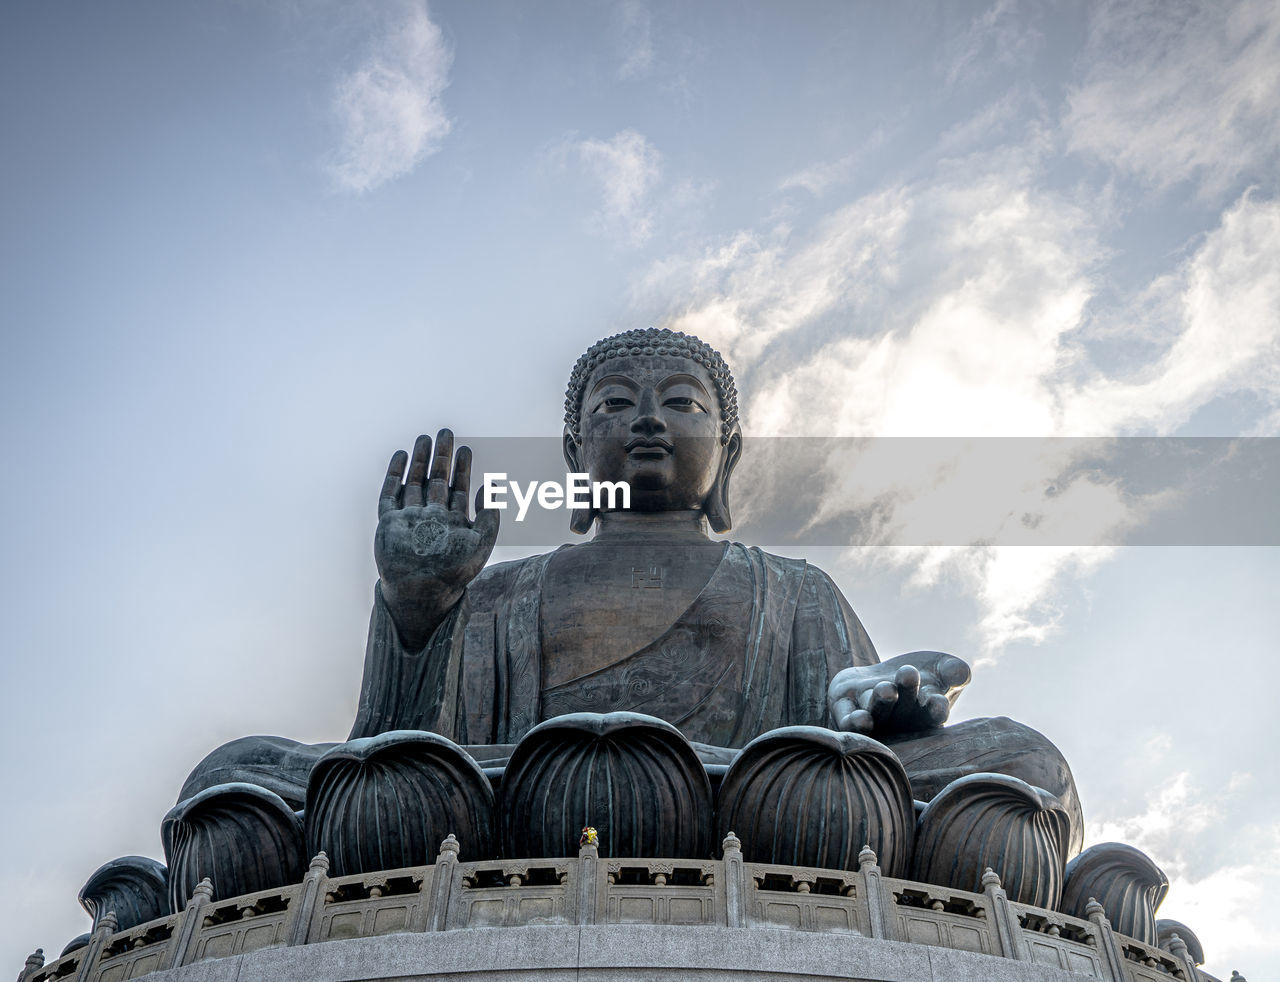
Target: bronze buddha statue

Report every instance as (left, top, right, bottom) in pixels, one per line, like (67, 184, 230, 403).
(183, 328, 1081, 853)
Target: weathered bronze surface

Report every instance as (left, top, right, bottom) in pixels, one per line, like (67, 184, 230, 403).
(32, 328, 1217, 974)
(304, 730, 495, 877)
(1157, 918, 1205, 965)
(160, 783, 305, 914)
(175, 328, 1082, 888)
(349, 330, 981, 748)
(180, 735, 335, 811)
(715, 726, 915, 875)
(77, 856, 169, 933)
(1061, 841, 1170, 946)
(910, 772, 1072, 909)
(881, 716, 1083, 855)
(500, 712, 713, 860)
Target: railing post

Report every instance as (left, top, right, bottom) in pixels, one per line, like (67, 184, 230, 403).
(427, 835, 460, 931)
(981, 868, 1026, 961)
(1086, 897, 1129, 982)
(73, 911, 116, 982)
(722, 832, 746, 928)
(285, 852, 329, 946)
(18, 948, 45, 982)
(159, 879, 213, 971)
(858, 845, 892, 941)
(409, 860, 437, 933)
(1165, 933, 1200, 982)
(576, 840, 599, 925)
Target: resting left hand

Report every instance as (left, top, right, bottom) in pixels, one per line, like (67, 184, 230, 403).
(828, 651, 972, 736)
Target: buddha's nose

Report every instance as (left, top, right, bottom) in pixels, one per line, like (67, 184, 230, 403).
(631, 388, 666, 434)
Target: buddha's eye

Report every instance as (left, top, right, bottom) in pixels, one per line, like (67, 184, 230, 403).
(592, 396, 635, 413)
(663, 397, 705, 413)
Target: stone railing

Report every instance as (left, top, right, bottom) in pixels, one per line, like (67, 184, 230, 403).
(24, 835, 1218, 982)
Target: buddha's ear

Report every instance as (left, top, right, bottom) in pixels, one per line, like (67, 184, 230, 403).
(563, 427, 597, 535)
(705, 427, 742, 534)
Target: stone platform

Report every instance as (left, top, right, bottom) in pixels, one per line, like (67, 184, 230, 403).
(64, 925, 1118, 982)
(25, 838, 1211, 982)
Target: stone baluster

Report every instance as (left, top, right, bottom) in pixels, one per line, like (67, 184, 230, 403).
(576, 838, 599, 926)
(17, 948, 44, 982)
(1086, 897, 1129, 982)
(73, 911, 117, 982)
(285, 853, 330, 946)
(1164, 933, 1200, 982)
(721, 832, 746, 928)
(980, 868, 1026, 961)
(408, 860, 437, 933)
(858, 844, 892, 941)
(159, 879, 214, 971)
(426, 835, 461, 932)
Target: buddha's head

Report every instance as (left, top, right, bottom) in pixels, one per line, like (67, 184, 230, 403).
(563, 328, 743, 534)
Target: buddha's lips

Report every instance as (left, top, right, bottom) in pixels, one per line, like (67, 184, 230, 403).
(625, 438, 675, 454)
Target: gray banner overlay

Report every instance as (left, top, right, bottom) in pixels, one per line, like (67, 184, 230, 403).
(444, 437, 1280, 547)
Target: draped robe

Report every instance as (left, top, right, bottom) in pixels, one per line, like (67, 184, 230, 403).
(349, 542, 879, 748)
(183, 542, 1082, 851)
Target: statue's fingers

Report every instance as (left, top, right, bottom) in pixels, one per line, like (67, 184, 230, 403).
(863, 680, 899, 717)
(450, 446, 473, 517)
(832, 695, 856, 723)
(916, 685, 951, 727)
(839, 708, 874, 734)
(894, 664, 921, 703)
(473, 486, 500, 549)
(379, 450, 408, 518)
(827, 668, 858, 703)
(404, 434, 431, 507)
(427, 428, 454, 505)
(936, 654, 971, 690)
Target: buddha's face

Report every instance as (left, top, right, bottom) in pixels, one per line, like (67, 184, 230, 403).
(576, 354, 729, 513)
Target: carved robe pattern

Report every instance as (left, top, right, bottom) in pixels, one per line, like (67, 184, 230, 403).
(349, 543, 879, 748)
(185, 544, 1083, 851)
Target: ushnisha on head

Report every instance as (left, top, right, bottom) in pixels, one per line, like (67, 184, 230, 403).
(562, 328, 743, 534)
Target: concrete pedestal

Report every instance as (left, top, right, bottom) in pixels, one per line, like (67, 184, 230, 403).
(136, 924, 1089, 982)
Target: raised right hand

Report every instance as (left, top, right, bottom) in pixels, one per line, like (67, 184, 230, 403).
(375, 429, 500, 648)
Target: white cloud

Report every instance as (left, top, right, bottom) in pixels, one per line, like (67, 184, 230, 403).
(639, 163, 1119, 651)
(1086, 773, 1280, 977)
(614, 0, 655, 80)
(861, 545, 1116, 658)
(779, 152, 862, 198)
(635, 132, 1278, 652)
(566, 130, 664, 246)
(1061, 194, 1280, 434)
(327, 1, 453, 193)
(641, 185, 913, 370)
(942, 0, 1043, 86)
(1065, 0, 1280, 196)
(1087, 771, 1221, 859)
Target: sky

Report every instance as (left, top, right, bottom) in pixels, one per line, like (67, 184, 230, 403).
(2, 0, 1278, 977)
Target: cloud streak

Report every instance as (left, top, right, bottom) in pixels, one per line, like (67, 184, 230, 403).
(637, 128, 1280, 652)
(563, 129, 665, 246)
(327, 1, 453, 193)
(942, 0, 1043, 86)
(1062, 194, 1280, 434)
(1087, 772, 1280, 976)
(1066, 0, 1280, 196)
(614, 0, 655, 80)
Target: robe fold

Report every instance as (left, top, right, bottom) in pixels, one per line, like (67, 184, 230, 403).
(349, 542, 879, 748)
(184, 542, 1082, 852)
